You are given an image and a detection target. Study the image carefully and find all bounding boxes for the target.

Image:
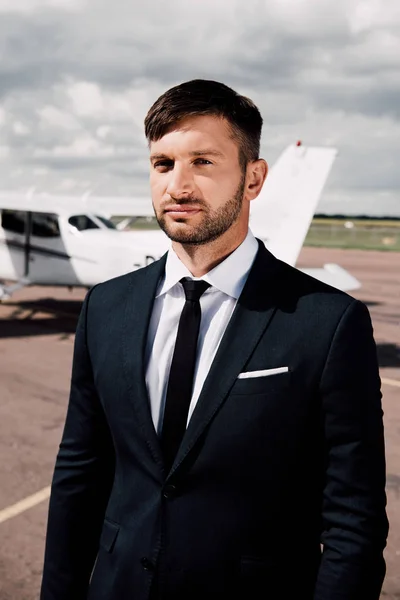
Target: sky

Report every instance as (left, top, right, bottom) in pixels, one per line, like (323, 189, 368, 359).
(0, 0, 399, 216)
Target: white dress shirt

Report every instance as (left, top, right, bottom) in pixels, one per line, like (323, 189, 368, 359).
(144, 230, 259, 434)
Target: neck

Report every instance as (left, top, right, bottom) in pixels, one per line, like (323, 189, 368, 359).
(172, 223, 249, 277)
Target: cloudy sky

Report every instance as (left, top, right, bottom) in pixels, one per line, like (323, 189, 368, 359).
(0, 0, 399, 216)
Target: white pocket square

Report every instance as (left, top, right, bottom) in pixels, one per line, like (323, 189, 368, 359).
(237, 367, 289, 379)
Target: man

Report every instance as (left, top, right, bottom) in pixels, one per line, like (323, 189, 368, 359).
(40, 79, 388, 600)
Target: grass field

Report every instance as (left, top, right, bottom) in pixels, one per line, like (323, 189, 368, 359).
(305, 219, 400, 251)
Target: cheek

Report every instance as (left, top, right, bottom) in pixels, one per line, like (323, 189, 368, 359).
(199, 177, 238, 207)
(149, 175, 166, 203)
(196, 173, 228, 196)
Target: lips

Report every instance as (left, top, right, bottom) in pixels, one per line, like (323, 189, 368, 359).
(164, 205, 201, 215)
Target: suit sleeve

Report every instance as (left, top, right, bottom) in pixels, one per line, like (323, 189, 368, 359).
(40, 288, 115, 600)
(314, 299, 389, 600)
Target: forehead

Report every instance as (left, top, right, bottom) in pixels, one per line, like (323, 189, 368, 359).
(149, 115, 237, 155)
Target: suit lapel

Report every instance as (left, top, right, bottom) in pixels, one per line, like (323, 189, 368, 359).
(169, 242, 284, 476)
(122, 255, 167, 471)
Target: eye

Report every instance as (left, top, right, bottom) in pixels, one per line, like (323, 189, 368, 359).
(154, 160, 173, 170)
(194, 159, 212, 165)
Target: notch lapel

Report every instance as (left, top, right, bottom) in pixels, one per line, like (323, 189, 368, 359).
(168, 242, 284, 476)
(122, 255, 167, 471)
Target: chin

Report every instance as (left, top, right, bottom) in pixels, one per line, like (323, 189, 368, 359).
(165, 227, 199, 244)
(163, 219, 195, 238)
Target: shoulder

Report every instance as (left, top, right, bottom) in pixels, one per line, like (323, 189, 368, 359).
(270, 259, 375, 357)
(276, 259, 354, 304)
(278, 258, 354, 303)
(255, 242, 355, 309)
(265, 250, 365, 327)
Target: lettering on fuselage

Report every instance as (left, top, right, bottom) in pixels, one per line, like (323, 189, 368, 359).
(132, 254, 159, 271)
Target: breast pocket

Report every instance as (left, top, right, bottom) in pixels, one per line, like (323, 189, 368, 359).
(230, 371, 291, 396)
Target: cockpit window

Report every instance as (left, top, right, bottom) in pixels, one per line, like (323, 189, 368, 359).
(95, 215, 117, 229)
(68, 215, 99, 231)
(1, 210, 25, 234)
(32, 212, 60, 238)
(1, 210, 60, 237)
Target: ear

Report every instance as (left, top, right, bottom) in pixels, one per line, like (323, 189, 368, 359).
(245, 159, 268, 202)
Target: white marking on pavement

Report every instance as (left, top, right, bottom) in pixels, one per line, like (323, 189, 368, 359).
(381, 377, 400, 388)
(0, 486, 50, 525)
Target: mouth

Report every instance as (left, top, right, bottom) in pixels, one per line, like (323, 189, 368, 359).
(163, 205, 201, 217)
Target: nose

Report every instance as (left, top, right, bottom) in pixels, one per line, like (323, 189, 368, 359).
(165, 163, 195, 200)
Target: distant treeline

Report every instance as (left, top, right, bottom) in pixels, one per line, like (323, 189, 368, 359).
(314, 214, 400, 222)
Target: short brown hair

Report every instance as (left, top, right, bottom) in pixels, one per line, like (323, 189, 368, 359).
(144, 79, 263, 169)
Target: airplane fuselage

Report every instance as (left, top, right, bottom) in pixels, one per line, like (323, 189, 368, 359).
(0, 209, 169, 289)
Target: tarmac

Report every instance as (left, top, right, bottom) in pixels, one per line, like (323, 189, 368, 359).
(0, 246, 399, 599)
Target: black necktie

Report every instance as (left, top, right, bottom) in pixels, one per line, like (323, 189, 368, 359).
(161, 277, 211, 472)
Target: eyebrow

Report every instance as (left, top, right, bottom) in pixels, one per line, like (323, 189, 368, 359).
(189, 149, 225, 158)
(150, 149, 225, 162)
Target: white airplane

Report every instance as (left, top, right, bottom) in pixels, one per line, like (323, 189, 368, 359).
(0, 142, 360, 301)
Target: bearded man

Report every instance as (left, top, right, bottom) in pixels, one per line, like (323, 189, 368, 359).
(40, 79, 388, 600)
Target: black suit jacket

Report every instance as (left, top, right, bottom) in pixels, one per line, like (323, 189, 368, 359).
(40, 241, 388, 600)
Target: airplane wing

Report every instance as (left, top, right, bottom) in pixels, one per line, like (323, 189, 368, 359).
(0, 192, 45, 213)
(83, 195, 153, 218)
(298, 264, 360, 292)
(0, 191, 153, 217)
(250, 142, 337, 267)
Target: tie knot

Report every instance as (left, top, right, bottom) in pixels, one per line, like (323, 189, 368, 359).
(180, 278, 210, 302)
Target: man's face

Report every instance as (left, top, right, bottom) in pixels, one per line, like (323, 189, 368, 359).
(149, 115, 248, 245)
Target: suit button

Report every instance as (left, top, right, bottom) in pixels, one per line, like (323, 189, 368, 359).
(140, 557, 154, 571)
(163, 484, 177, 499)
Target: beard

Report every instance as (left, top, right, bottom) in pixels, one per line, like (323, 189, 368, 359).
(154, 174, 246, 245)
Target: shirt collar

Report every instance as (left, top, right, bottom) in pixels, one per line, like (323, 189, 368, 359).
(157, 230, 259, 300)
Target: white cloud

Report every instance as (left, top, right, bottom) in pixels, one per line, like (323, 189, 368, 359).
(0, 0, 83, 13)
(0, 145, 10, 158)
(0, 0, 398, 214)
(10, 167, 24, 178)
(349, 0, 400, 33)
(67, 82, 105, 118)
(33, 135, 114, 158)
(13, 121, 30, 135)
(0, 106, 6, 126)
(58, 177, 79, 190)
(33, 167, 49, 175)
(66, 79, 157, 133)
(96, 125, 111, 139)
(38, 105, 81, 131)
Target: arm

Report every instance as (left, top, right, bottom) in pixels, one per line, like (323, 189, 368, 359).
(40, 289, 115, 600)
(314, 300, 389, 600)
